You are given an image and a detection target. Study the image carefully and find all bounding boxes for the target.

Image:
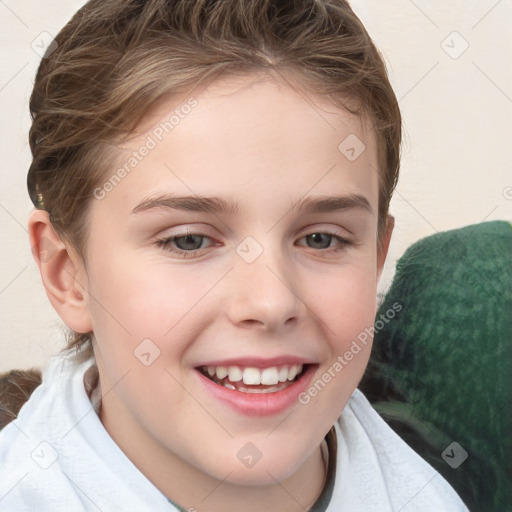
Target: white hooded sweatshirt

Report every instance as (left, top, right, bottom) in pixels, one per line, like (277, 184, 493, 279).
(0, 352, 469, 511)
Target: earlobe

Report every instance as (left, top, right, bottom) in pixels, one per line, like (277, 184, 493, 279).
(376, 215, 394, 281)
(28, 209, 93, 334)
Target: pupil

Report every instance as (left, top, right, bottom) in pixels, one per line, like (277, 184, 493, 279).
(177, 234, 202, 250)
(308, 233, 331, 249)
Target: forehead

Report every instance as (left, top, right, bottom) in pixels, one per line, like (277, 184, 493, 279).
(92, 73, 379, 223)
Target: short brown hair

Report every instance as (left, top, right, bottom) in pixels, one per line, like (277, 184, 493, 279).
(27, 0, 402, 357)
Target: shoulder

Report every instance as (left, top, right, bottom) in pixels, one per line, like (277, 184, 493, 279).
(329, 389, 469, 511)
(0, 353, 173, 512)
(0, 354, 92, 511)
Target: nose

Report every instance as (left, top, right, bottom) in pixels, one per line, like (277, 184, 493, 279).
(225, 240, 304, 333)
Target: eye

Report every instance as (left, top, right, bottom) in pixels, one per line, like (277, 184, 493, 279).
(296, 232, 352, 252)
(155, 230, 215, 258)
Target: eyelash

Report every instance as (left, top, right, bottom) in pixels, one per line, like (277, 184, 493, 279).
(155, 229, 353, 259)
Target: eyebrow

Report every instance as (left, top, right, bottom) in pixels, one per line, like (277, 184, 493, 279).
(131, 193, 373, 216)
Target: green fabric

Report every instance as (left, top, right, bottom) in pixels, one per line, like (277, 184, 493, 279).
(360, 220, 512, 512)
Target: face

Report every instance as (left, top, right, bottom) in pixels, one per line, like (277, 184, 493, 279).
(78, 73, 388, 493)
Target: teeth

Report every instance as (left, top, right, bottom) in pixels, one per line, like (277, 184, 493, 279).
(228, 366, 243, 382)
(278, 367, 289, 382)
(243, 367, 261, 385)
(261, 367, 279, 385)
(229, 382, 290, 393)
(204, 364, 305, 386)
(215, 366, 228, 380)
(288, 365, 300, 381)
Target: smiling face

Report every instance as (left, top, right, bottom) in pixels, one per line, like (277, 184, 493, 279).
(74, 73, 391, 505)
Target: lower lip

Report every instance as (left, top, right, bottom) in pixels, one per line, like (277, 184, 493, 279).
(195, 365, 317, 417)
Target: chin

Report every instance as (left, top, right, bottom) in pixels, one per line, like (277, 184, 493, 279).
(197, 439, 312, 487)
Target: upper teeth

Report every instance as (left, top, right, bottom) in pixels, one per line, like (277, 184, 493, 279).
(205, 364, 303, 386)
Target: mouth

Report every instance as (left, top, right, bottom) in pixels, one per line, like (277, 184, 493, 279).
(197, 363, 308, 394)
(194, 362, 316, 416)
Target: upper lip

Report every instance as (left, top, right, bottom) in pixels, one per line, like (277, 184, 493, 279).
(195, 356, 316, 368)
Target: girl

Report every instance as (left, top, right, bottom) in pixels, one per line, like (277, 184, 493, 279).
(0, 1, 468, 510)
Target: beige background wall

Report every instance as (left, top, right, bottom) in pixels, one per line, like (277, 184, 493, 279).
(1, 1, 511, 372)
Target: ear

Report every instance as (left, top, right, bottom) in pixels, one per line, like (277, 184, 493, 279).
(28, 209, 93, 334)
(376, 214, 394, 282)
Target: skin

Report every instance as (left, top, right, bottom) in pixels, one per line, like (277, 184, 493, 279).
(30, 72, 393, 512)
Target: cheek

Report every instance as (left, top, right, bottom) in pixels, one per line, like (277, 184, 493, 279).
(297, 256, 378, 418)
(86, 251, 218, 341)
(306, 255, 378, 345)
